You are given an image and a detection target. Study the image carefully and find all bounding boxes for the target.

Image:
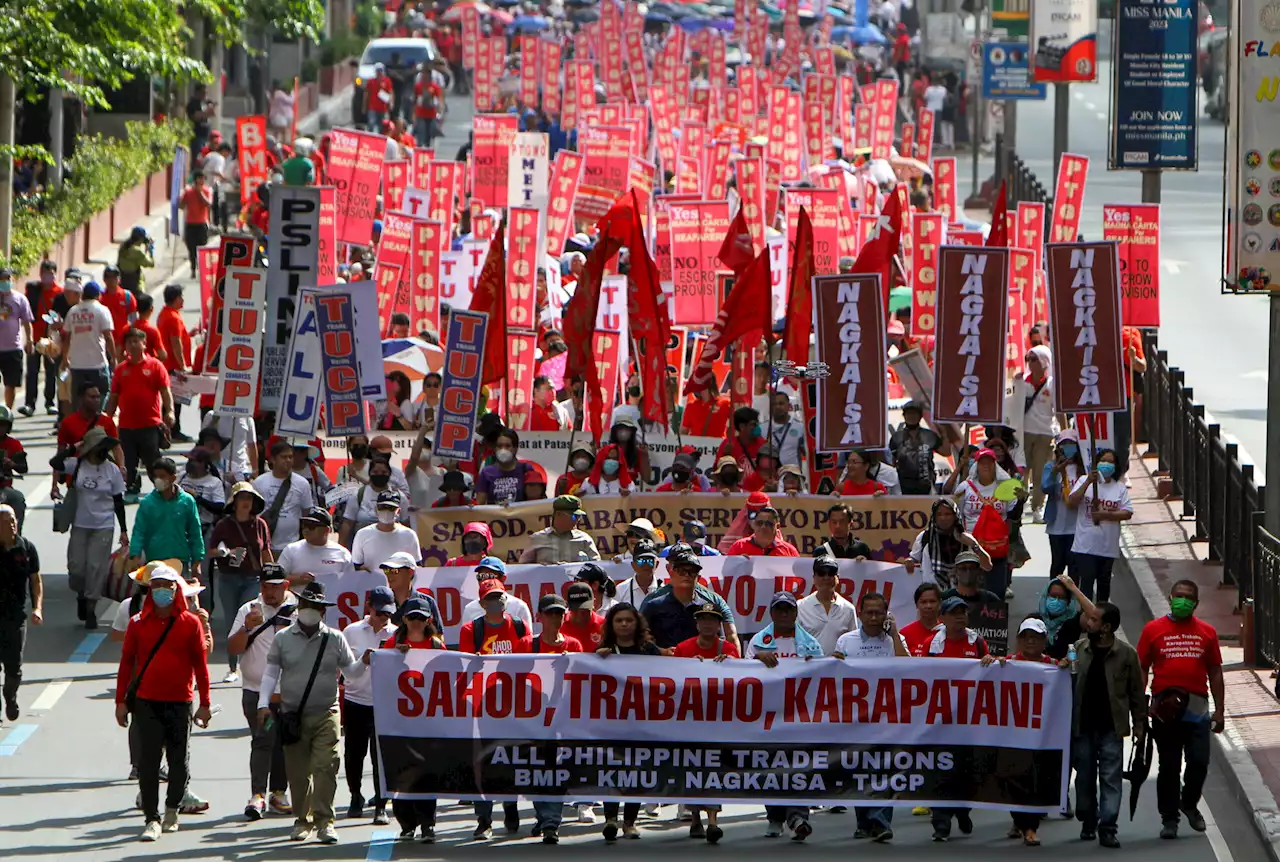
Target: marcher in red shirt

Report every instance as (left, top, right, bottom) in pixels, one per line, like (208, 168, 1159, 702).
(531, 594, 584, 653)
(100, 265, 137, 332)
(926, 596, 993, 659)
(1137, 581, 1223, 700)
(457, 580, 531, 655)
(672, 603, 741, 659)
(892, 24, 912, 76)
(898, 582, 943, 657)
(114, 565, 212, 839)
(726, 506, 799, 557)
(21, 259, 62, 416)
(116, 293, 166, 362)
(365, 65, 395, 128)
(413, 70, 443, 147)
(157, 284, 192, 373)
(560, 583, 606, 649)
(839, 450, 888, 496)
(379, 597, 445, 651)
(106, 328, 173, 497)
(56, 381, 120, 461)
(715, 406, 766, 468)
(681, 388, 732, 438)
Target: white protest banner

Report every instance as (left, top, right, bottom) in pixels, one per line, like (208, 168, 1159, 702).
(400, 186, 431, 218)
(507, 132, 550, 212)
(313, 568, 391, 630)
(261, 186, 321, 410)
(213, 268, 267, 417)
(373, 651, 1070, 810)
(440, 240, 488, 310)
(412, 558, 922, 642)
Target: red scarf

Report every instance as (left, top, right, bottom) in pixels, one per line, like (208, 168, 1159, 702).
(587, 443, 634, 490)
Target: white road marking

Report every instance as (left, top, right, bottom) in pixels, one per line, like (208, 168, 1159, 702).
(1085, 102, 1097, 111)
(1202, 794, 1236, 861)
(29, 680, 71, 712)
(1163, 260, 1186, 275)
(1242, 370, 1268, 381)
(1096, 112, 1107, 121)
(25, 476, 52, 508)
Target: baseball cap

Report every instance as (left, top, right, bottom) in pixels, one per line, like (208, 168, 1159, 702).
(81, 280, 102, 299)
(682, 519, 708, 540)
(103, 263, 121, 276)
(375, 491, 401, 509)
(400, 596, 433, 619)
(552, 494, 586, 516)
(633, 540, 658, 561)
(476, 556, 506, 576)
(975, 447, 997, 462)
(368, 585, 397, 614)
(954, 550, 983, 567)
(539, 593, 569, 613)
(379, 551, 418, 571)
(300, 506, 332, 527)
(566, 582, 594, 610)
(940, 596, 969, 614)
(813, 555, 839, 575)
(479, 578, 506, 599)
(770, 591, 799, 609)
(1019, 618, 1048, 636)
(260, 563, 289, 584)
(1055, 428, 1080, 445)
(575, 562, 608, 584)
(693, 602, 724, 620)
(669, 547, 704, 570)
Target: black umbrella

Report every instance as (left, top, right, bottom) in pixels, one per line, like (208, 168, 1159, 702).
(1124, 721, 1154, 820)
(571, 7, 601, 22)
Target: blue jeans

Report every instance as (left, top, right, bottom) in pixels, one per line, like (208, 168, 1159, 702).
(218, 573, 260, 671)
(533, 801, 563, 830)
(1073, 729, 1124, 833)
(856, 805, 892, 832)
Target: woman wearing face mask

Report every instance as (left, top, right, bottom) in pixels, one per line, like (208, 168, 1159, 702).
(555, 445, 595, 496)
(336, 435, 373, 486)
(655, 452, 712, 493)
(904, 499, 991, 590)
(208, 483, 274, 682)
(446, 522, 493, 566)
(377, 371, 416, 430)
(1039, 572, 1096, 660)
(608, 416, 650, 487)
(1042, 429, 1085, 580)
(1067, 449, 1133, 602)
(339, 457, 410, 547)
(60, 425, 129, 628)
(579, 443, 635, 497)
(179, 448, 226, 543)
(432, 470, 471, 508)
(474, 428, 531, 504)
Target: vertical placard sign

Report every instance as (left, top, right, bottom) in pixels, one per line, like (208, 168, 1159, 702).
(1044, 241, 1128, 413)
(434, 310, 490, 461)
(314, 292, 366, 436)
(932, 247, 1011, 424)
(262, 186, 321, 410)
(214, 267, 267, 417)
(812, 274, 888, 451)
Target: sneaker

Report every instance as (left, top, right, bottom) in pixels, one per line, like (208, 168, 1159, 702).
(957, 811, 974, 834)
(1004, 586, 1015, 600)
(135, 791, 142, 810)
(643, 802, 661, 817)
(765, 821, 783, 837)
(129, 766, 138, 780)
(473, 819, 493, 840)
(46, 405, 57, 416)
(161, 808, 179, 833)
(17, 406, 33, 417)
(1081, 826, 1097, 841)
(268, 792, 292, 814)
(706, 824, 723, 844)
(504, 812, 520, 834)
(399, 828, 416, 840)
(912, 806, 930, 816)
(678, 803, 693, 822)
(140, 821, 161, 842)
(622, 822, 640, 839)
(221, 670, 239, 684)
(316, 824, 338, 844)
(1182, 807, 1207, 832)
(829, 805, 848, 813)
(244, 794, 265, 821)
(1099, 833, 1121, 848)
(577, 803, 598, 824)
(543, 827, 559, 844)
(689, 821, 706, 839)
(76, 596, 87, 621)
(854, 828, 872, 839)
(1033, 506, 1046, 524)
(790, 818, 812, 842)
(874, 827, 894, 842)
(179, 792, 209, 814)
(85, 614, 98, 630)
(159, 765, 168, 782)
(290, 824, 313, 842)
(373, 806, 389, 825)
(171, 431, 193, 443)
(347, 796, 364, 819)
(932, 831, 949, 842)
(1160, 822, 1178, 839)
(420, 827, 435, 844)
(603, 819, 619, 842)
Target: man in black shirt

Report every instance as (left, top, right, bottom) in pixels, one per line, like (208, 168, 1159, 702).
(815, 504, 872, 559)
(186, 84, 216, 155)
(0, 504, 41, 724)
(889, 401, 946, 494)
(939, 552, 1002, 606)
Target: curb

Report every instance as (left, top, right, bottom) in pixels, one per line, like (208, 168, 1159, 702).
(1119, 523, 1280, 860)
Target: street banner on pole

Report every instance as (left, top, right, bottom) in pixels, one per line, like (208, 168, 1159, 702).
(1049, 154, 1089, 242)
(435, 310, 489, 461)
(1102, 204, 1161, 327)
(236, 116, 268, 206)
(812, 274, 887, 451)
(315, 291, 365, 436)
(213, 267, 266, 417)
(1029, 0, 1098, 82)
(932, 247, 1011, 424)
(262, 186, 321, 410)
(981, 42, 1047, 100)
(1110, 0, 1198, 170)
(1045, 241, 1128, 412)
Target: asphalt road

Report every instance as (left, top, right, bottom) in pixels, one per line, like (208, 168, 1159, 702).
(993, 61, 1267, 472)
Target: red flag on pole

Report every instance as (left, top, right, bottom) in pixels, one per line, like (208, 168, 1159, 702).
(624, 189, 673, 430)
(684, 245, 773, 398)
(468, 223, 508, 387)
(784, 207, 816, 366)
(851, 190, 904, 312)
(987, 180, 1009, 247)
(718, 206, 756, 274)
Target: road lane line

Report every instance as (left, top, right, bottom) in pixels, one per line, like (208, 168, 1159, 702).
(365, 829, 398, 861)
(1202, 792, 1234, 861)
(0, 724, 38, 756)
(29, 680, 71, 712)
(69, 632, 107, 663)
(24, 476, 52, 508)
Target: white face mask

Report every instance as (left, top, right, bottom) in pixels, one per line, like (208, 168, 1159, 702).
(572, 457, 591, 472)
(495, 449, 515, 465)
(153, 478, 172, 492)
(377, 510, 397, 525)
(296, 607, 323, 627)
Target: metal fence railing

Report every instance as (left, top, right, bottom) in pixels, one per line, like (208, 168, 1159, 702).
(1141, 331, 1268, 662)
(995, 142, 1052, 208)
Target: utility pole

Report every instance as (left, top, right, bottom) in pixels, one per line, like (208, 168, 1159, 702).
(49, 88, 64, 190)
(1141, 169, 1160, 204)
(1053, 83, 1069, 183)
(0, 76, 16, 259)
(1268, 298, 1280, 535)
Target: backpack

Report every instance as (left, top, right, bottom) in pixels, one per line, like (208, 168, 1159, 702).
(968, 481, 1010, 559)
(473, 616, 527, 653)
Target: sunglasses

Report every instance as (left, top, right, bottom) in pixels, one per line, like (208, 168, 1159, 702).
(425, 381, 441, 389)
(372, 609, 393, 618)
(634, 557, 657, 567)
(405, 613, 429, 621)
(754, 520, 776, 529)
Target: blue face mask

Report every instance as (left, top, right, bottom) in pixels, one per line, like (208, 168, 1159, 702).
(1096, 462, 1116, 480)
(1061, 443, 1078, 459)
(151, 587, 175, 608)
(603, 459, 620, 476)
(1045, 597, 1068, 615)
(0, 282, 11, 293)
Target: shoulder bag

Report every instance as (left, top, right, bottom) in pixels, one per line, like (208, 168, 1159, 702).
(124, 616, 177, 712)
(278, 632, 328, 746)
(261, 476, 292, 536)
(52, 458, 85, 534)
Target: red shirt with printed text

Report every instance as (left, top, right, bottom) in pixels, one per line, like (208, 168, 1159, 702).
(672, 637, 741, 659)
(1137, 615, 1222, 697)
(458, 616, 531, 655)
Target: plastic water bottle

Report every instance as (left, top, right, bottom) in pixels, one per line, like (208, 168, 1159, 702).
(1067, 644, 1079, 674)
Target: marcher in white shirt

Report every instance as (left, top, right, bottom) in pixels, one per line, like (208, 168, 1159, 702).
(351, 492, 420, 570)
(1067, 449, 1133, 603)
(833, 591, 907, 843)
(1019, 345, 1066, 521)
(339, 585, 398, 825)
(615, 541, 664, 609)
(253, 441, 314, 551)
(797, 556, 859, 656)
(276, 508, 354, 587)
(226, 564, 296, 820)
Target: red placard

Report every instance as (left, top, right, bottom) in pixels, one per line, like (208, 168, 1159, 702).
(651, 85, 678, 169)
(1015, 202, 1047, 325)
(409, 219, 444, 337)
(949, 230, 985, 247)
(820, 171, 857, 260)
(505, 330, 538, 431)
(1045, 242, 1127, 412)
(382, 160, 408, 214)
(1102, 204, 1160, 328)
(916, 109, 935, 164)
(736, 157, 767, 254)
(428, 161, 462, 242)
(328, 128, 386, 246)
(197, 246, 219, 333)
(474, 36, 494, 112)
(374, 261, 403, 338)
(318, 186, 337, 283)
(410, 148, 434, 192)
(542, 41, 563, 118)
(506, 207, 540, 330)
(900, 122, 915, 159)
(668, 200, 731, 326)
(1049, 153, 1089, 243)
(586, 331, 623, 439)
(546, 150, 585, 256)
(471, 114, 519, 209)
(519, 34, 539, 108)
(1008, 247, 1037, 365)
(1006, 285, 1026, 377)
(705, 140, 733, 201)
(786, 188, 841, 274)
(236, 116, 268, 206)
(803, 100, 827, 171)
(782, 90, 805, 182)
(581, 125, 633, 195)
(932, 157, 958, 223)
(853, 104, 874, 152)
(909, 213, 943, 337)
(374, 213, 414, 332)
(932, 247, 1011, 424)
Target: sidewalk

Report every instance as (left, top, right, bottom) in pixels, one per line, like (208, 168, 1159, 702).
(1118, 445, 1280, 858)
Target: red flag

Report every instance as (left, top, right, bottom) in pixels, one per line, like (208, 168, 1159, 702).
(987, 180, 1009, 247)
(851, 190, 903, 312)
(684, 245, 773, 398)
(562, 192, 636, 435)
(784, 207, 816, 366)
(624, 189, 673, 430)
(469, 223, 508, 387)
(718, 206, 756, 274)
